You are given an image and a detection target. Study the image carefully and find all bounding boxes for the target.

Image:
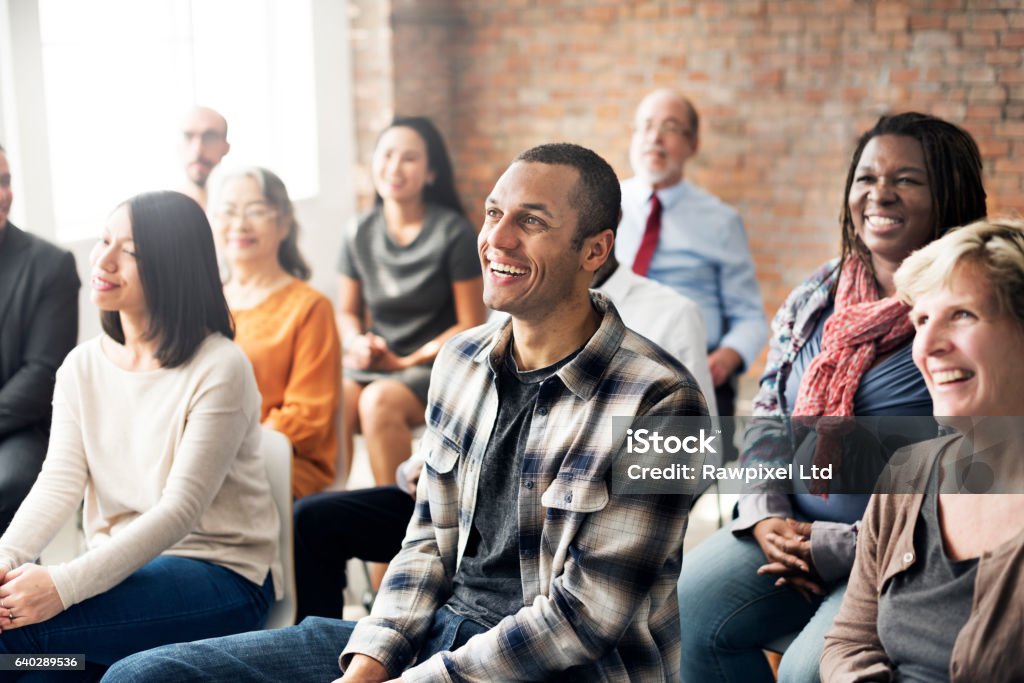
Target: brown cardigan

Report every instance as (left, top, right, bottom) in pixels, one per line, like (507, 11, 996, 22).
(820, 434, 1024, 682)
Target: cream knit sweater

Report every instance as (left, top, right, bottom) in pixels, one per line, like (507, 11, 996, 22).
(0, 334, 281, 608)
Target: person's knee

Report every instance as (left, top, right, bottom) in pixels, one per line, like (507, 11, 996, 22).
(776, 639, 824, 683)
(357, 382, 407, 429)
(103, 646, 191, 682)
(294, 494, 340, 548)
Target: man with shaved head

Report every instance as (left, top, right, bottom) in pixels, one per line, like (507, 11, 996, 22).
(617, 88, 766, 448)
(178, 106, 231, 209)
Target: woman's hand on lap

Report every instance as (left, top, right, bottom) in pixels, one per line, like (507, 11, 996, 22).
(0, 564, 63, 629)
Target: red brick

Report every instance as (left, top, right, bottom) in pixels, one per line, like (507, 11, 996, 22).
(996, 121, 1024, 138)
(889, 68, 921, 84)
(999, 69, 1024, 84)
(986, 49, 1023, 65)
(963, 31, 999, 48)
(966, 104, 1004, 119)
(972, 13, 1009, 30)
(909, 14, 946, 30)
(1003, 31, 1024, 48)
(962, 66, 997, 83)
(912, 31, 957, 49)
(994, 158, 1024, 173)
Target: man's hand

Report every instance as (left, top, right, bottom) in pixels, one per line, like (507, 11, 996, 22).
(335, 654, 394, 682)
(752, 519, 823, 602)
(0, 564, 64, 630)
(401, 460, 423, 498)
(708, 347, 743, 387)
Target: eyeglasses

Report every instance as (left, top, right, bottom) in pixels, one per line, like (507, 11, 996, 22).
(214, 205, 277, 223)
(633, 119, 692, 139)
(183, 130, 227, 145)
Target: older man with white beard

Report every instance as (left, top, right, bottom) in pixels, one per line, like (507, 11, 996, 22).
(616, 89, 766, 448)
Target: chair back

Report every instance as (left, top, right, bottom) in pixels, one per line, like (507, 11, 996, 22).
(261, 426, 297, 629)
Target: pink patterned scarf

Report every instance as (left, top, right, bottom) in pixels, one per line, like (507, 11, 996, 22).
(793, 256, 914, 494)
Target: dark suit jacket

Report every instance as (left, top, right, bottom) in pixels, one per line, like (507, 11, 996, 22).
(0, 222, 80, 437)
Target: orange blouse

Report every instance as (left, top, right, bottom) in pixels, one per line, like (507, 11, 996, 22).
(232, 279, 341, 498)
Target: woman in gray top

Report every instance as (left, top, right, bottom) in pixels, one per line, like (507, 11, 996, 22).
(337, 116, 485, 486)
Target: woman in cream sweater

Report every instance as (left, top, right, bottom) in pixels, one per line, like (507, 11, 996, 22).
(0, 191, 280, 676)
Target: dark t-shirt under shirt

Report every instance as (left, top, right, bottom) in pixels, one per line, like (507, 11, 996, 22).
(877, 458, 979, 682)
(446, 345, 577, 628)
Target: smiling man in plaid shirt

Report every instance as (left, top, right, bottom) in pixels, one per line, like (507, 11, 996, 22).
(105, 143, 708, 683)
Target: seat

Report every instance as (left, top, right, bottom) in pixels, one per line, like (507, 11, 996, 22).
(764, 630, 798, 653)
(260, 426, 297, 629)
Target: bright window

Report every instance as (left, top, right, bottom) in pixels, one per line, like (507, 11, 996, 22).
(38, 0, 318, 241)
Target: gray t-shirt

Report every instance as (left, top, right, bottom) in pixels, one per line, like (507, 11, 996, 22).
(337, 204, 480, 357)
(877, 458, 978, 682)
(446, 346, 578, 628)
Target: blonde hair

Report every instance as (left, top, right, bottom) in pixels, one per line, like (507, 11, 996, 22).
(894, 217, 1024, 327)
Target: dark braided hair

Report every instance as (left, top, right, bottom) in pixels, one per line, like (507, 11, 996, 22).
(838, 112, 987, 281)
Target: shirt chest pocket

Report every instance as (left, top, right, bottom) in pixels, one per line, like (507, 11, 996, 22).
(541, 477, 609, 514)
(423, 434, 460, 475)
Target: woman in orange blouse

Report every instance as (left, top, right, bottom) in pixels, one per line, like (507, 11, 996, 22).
(213, 167, 341, 498)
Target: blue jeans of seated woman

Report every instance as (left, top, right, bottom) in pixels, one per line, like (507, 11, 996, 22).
(0, 555, 272, 682)
(677, 521, 847, 683)
(102, 605, 489, 682)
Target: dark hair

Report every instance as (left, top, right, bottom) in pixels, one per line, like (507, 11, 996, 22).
(217, 167, 311, 280)
(839, 112, 987, 279)
(101, 191, 234, 367)
(374, 116, 464, 216)
(515, 143, 622, 249)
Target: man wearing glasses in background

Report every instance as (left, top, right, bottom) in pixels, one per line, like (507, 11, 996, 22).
(617, 88, 767, 460)
(179, 106, 231, 210)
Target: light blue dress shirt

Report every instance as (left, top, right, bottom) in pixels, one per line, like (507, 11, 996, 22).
(616, 176, 768, 369)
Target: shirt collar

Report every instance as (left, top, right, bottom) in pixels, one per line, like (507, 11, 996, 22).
(596, 263, 632, 303)
(472, 291, 626, 401)
(653, 178, 690, 210)
(629, 176, 690, 210)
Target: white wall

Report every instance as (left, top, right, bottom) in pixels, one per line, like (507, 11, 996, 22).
(2, 0, 356, 347)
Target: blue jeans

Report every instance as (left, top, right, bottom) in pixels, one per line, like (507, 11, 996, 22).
(103, 605, 488, 681)
(0, 556, 272, 682)
(677, 522, 847, 683)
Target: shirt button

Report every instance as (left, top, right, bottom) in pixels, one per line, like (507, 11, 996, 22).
(903, 552, 914, 563)
(538, 407, 548, 416)
(524, 480, 534, 490)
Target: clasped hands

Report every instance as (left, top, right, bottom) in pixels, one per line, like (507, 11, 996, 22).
(0, 564, 63, 631)
(752, 517, 823, 602)
(344, 333, 411, 373)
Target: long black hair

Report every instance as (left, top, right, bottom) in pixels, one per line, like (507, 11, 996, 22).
(101, 191, 234, 367)
(374, 116, 465, 216)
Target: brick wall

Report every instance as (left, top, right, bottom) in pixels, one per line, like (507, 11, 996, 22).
(350, 0, 1024, 380)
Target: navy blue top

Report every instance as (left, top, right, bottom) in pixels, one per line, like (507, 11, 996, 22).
(785, 303, 933, 523)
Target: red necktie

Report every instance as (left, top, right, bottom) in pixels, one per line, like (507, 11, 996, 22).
(632, 194, 662, 276)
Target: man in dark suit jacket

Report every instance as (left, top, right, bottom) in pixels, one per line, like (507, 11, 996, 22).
(0, 145, 79, 534)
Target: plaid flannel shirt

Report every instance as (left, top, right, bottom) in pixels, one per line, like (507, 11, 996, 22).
(341, 292, 708, 682)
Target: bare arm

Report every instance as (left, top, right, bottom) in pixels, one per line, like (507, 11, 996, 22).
(336, 275, 365, 343)
(398, 278, 486, 368)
